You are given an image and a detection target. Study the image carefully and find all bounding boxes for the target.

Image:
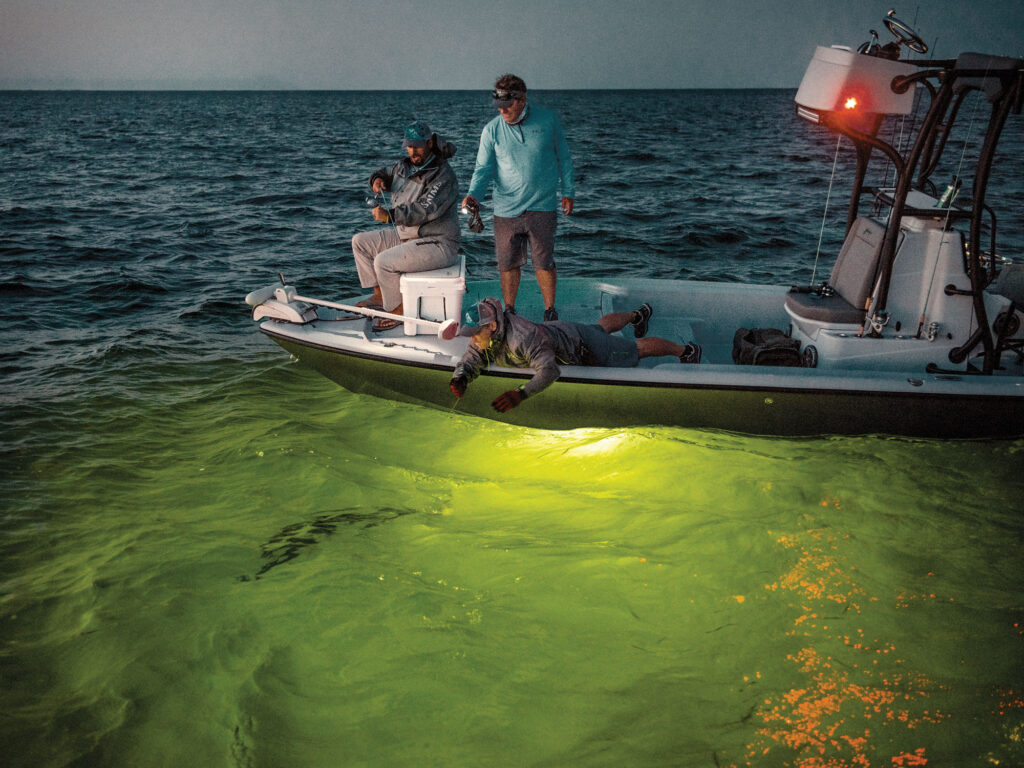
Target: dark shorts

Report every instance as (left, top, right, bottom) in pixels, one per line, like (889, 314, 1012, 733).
(575, 323, 640, 368)
(493, 210, 558, 272)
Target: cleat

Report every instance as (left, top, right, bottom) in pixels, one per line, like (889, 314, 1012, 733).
(543, 307, 559, 322)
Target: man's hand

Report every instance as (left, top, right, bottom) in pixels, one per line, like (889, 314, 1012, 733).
(450, 376, 468, 398)
(561, 197, 574, 216)
(372, 178, 386, 194)
(462, 195, 483, 232)
(372, 206, 390, 223)
(492, 388, 526, 412)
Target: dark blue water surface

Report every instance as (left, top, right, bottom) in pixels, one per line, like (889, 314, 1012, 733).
(3, 90, 1024, 768)
(3, 89, 1023, 411)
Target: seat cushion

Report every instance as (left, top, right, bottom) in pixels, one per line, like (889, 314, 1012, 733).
(829, 218, 884, 308)
(784, 291, 865, 324)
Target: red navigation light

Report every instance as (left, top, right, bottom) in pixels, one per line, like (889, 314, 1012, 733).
(844, 96, 858, 110)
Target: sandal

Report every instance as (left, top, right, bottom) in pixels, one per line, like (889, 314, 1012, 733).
(371, 317, 402, 333)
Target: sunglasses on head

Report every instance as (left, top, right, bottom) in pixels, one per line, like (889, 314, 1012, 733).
(492, 89, 524, 102)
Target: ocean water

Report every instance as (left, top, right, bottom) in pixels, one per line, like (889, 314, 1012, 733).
(2, 89, 1024, 768)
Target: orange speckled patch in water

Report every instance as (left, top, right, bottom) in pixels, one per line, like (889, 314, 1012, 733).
(727, 526, 950, 768)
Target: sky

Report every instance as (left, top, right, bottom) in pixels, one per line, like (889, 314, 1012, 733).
(1, 0, 1022, 90)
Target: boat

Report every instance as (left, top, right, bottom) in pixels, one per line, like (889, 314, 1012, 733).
(246, 12, 1024, 438)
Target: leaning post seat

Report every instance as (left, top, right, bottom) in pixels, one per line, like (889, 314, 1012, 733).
(785, 217, 885, 326)
(399, 254, 467, 336)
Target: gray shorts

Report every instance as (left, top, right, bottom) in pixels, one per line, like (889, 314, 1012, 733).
(493, 210, 558, 272)
(575, 323, 640, 368)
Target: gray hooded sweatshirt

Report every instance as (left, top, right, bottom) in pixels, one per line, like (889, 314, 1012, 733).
(454, 299, 604, 398)
(369, 136, 460, 244)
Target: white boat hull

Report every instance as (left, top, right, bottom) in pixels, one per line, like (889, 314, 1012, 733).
(257, 278, 1024, 438)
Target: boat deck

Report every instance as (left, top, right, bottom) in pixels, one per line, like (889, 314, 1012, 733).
(457, 277, 794, 368)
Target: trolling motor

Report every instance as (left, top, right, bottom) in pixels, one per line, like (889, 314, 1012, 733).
(246, 279, 318, 324)
(245, 276, 460, 340)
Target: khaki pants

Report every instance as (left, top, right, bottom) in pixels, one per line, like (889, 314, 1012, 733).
(351, 228, 458, 310)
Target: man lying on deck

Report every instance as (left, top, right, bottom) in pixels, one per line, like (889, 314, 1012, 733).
(450, 297, 702, 412)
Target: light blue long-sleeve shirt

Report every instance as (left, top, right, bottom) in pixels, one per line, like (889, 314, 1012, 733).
(466, 104, 575, 218)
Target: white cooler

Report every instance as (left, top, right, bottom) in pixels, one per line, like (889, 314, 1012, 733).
(399, 254, 467, 335)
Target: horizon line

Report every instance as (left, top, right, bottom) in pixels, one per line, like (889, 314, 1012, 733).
(0, 85, 798, 93)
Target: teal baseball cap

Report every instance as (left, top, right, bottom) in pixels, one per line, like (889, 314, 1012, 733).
(459, 298, 501, 335)
(402, 120, 433, 148)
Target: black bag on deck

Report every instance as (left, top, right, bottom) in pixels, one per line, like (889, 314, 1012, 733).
(732, 327, 803, 366)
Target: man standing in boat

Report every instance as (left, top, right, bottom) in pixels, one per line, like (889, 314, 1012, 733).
(351, 120, 461, 332)
(462, 74, 575, 322)
(450, 298, 701, 413)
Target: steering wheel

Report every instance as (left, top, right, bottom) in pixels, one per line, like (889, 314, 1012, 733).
(884, 10, 928, 54)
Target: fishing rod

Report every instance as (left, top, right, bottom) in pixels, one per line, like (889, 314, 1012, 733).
(366, 186, 402, 239)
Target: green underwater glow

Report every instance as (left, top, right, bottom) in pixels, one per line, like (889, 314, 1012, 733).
(4, 363, 1024, 767)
